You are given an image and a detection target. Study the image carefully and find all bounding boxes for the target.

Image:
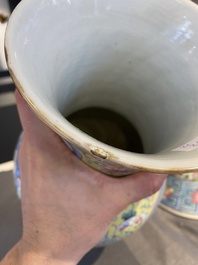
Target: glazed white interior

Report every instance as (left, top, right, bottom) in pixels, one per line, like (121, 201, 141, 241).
(5, 0, 198, 171)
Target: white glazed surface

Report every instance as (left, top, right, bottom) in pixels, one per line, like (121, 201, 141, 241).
(5, 0, 198, 172)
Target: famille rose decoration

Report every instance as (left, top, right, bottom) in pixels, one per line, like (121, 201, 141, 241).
(161, 173, 198, 219)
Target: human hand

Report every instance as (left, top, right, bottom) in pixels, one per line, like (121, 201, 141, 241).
(1, 91, 166, 265)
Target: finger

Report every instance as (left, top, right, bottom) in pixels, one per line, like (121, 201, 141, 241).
(15, 90, 59, 144)
(105, 172, 167, 212)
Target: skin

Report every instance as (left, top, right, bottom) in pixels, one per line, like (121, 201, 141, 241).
(0, 91, 166, 265)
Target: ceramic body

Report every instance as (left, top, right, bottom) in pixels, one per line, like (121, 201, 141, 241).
(13, 135, 163, 245)
(161, 173, 198, 219)
(5, 0, 198, 175)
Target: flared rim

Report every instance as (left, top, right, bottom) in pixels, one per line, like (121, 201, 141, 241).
(5, 0, 198, 174)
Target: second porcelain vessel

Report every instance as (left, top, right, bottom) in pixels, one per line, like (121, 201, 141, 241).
(161, 173, 198, 219)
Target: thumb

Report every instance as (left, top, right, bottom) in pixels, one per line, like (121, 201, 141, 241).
(15, 90, 58, 144)
(105, 172, 167, 212)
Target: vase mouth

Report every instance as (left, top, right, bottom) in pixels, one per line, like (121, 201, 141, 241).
(5, 0, 198, 173)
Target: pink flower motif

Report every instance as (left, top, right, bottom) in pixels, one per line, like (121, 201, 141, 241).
(163, 186, 174, 199)
(192, 190, 198, 204)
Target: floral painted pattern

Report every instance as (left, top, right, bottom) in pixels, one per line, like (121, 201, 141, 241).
(163, 185, 174, 199)
(63, 139, 138, 176)
(192, 190, 198, 204)
(98, 192, 160, 246)
(161, 174, 198, 218)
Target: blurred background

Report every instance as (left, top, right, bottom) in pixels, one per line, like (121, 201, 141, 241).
(1, 1, 198, 264)
(0, 0, 22, 164)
